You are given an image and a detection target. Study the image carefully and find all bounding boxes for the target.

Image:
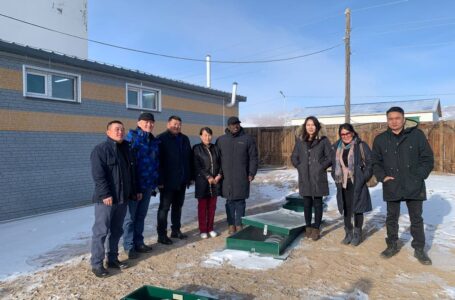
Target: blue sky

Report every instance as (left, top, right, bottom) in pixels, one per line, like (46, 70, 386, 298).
(88, 0, 455, 121)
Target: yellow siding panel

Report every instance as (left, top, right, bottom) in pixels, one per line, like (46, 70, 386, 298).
(82, 82, 125, 104)
(0, 109, 225, 136)
(0, 68, 23, 91)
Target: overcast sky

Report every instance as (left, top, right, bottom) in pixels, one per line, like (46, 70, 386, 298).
(88, 0, 455, 121)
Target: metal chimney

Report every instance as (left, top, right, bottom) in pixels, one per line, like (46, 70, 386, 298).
(227, 82, 238, 107)
(206, 55, 211, 88)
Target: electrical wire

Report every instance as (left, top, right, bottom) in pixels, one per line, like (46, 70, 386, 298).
(283, 93, 455, 99)
(355, 21, 455, 38)
(0, 12, 342, 64)
(351, 0, 410, 12)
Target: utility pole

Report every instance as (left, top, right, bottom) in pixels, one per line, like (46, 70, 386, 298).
(344, 8, 351, 123)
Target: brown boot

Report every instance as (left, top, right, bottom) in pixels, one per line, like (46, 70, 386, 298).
(228, 225, 236, 234)
(305, 227, 313, 239)
(311, 228, 320, 241)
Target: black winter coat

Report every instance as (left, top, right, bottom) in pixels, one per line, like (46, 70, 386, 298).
(216, 127, 258, 200)
(331, 138, 373, 214)
(372, 119, 434, 201)
(193, 143, 222, 198)
(291, 136, 332, 197)
(158, 130, 193, 191)
(91, 137, 137, 204)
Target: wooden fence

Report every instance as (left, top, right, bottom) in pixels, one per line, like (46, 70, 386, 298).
(244, 121, 455, 174)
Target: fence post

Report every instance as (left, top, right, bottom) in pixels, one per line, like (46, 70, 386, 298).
(256, 127, 262, 165)
(439, 121, 444, 173)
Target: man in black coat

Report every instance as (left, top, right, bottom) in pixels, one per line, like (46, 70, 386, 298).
(372, 106, 434, 265)
(90, 120, 140, 277)
(156, 115, 193, 244)
(216, 116, 258, 234)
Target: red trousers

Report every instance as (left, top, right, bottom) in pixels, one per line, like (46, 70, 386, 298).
(198, 196, 217, 233)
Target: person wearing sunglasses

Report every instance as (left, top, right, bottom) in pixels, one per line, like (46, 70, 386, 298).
(331, 123, 373, 246)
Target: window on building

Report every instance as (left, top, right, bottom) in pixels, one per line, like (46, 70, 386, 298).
(23, 65, 81, 102)
(126, 84, 160, 111)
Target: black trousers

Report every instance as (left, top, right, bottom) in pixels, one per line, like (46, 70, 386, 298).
(302, 196, 323, 229)
(342, 181, 364, 230)
(157, 186, 186, 236)
(386, 199, 425, 249)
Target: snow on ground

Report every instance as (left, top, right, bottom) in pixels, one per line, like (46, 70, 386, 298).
(203, 249, 283, 270)
(0, 169, 454, 295)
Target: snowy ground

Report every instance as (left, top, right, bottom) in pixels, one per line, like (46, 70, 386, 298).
(0, 169, 454, 299)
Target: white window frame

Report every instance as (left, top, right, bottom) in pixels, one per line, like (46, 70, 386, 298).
(126, 83, 161, 112)
(23, 65, 81, 103)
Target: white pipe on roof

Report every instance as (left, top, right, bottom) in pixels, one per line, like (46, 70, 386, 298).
(206, 55, 211, 88)
(226, 82, 238, 107)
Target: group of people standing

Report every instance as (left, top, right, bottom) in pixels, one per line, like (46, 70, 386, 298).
(88, 105, 434, 278)
(291, 106, 434, 266)
(89, 113, 258, 278)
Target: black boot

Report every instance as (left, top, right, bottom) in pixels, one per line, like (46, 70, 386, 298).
(380, 238, 399, 258)
(341, 227, 353, 245)
(351, 228, 362, 246)
(171, 230, 187, 239)
(158, 235, 173, 245)
(414, 248, 432, 265)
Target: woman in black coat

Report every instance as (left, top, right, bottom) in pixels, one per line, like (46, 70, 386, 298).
(193, 127, 222, 239)
(291, 116, 332, 241)
(331, 123, 373, 246)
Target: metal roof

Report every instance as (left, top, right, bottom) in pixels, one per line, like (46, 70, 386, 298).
(292, 99, 441, 118)
(0, 39, 246, 102)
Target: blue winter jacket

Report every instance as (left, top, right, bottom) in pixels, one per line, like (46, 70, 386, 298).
(125, 127, 160, 193)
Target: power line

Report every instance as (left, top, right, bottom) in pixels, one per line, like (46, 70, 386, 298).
(284, 93, 455, 99)
(0, 12, 342, 64)
(351, 0, 410, 12)
(355, 21, 455, 37)
(354, 16, 455, 31)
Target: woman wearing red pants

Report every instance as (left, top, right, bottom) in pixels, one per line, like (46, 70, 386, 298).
(193, 127, 222, 239)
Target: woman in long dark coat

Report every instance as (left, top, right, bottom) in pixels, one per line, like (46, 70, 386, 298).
(193, 127, 222, 239)
(291, 116, 332, 241)
(331, 123, 373, 246)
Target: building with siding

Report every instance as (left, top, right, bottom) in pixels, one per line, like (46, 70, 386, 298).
(0, 39, 245, 221)
(289, 99, 442, 126)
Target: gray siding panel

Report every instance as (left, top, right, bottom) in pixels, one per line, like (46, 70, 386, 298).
(0, 132, 103, 221)
(0, 131, 205, 221)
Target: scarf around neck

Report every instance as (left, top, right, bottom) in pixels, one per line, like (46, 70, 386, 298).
(334, 138, 357, 188)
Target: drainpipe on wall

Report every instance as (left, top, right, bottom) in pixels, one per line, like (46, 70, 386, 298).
(226, 82, 238, 107)
(206, 55, 211, 88)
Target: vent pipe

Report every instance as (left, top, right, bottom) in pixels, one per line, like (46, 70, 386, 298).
(227, 82, 238, 107)
(206, 55, 211, 88)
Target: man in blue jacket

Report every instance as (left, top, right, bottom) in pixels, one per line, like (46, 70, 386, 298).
(123, 112, 160, 259)
(90, 120, 141, 277)
(156, 116, 193, 244)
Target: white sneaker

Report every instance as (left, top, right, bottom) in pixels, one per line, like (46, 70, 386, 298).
(200, 233, 208, 239)
(209, 231, 218, 238)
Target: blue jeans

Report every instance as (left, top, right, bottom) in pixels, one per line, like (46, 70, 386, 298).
(123, 188, 154, 251)
(225, 199, 246, 226)
(90, 202, 127, 267)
